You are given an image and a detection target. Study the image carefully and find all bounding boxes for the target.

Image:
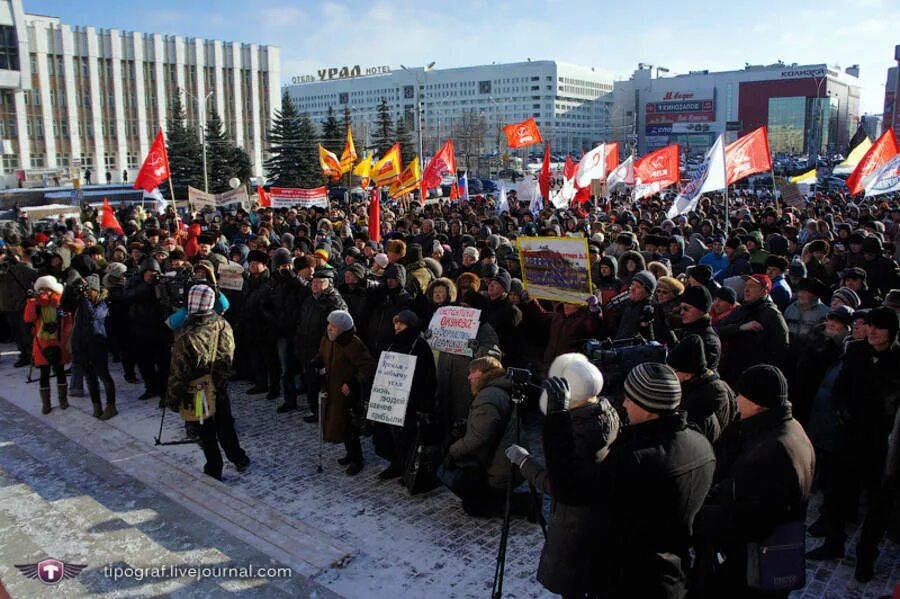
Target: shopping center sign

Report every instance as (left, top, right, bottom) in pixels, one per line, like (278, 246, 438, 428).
(646, 98, 715, 124)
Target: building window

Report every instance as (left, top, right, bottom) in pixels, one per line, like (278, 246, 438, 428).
(2, 154, 19, 171)
(104, 153, 116, 169)
(26, 120, 32, 137)
(58, 152, 70, 167)
(127, 152, 138, 169)
(32, 153, 45, 168)
(61, 121, 68, 136)
(0, 26, 18, 71)
(81, 153, 93, 167)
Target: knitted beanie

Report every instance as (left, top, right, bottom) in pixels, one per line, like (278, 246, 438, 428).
(623, 362, 681, 414)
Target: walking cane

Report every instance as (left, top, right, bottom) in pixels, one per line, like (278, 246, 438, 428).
(317, 390, 326, 473)
(154, 404, 200, 446)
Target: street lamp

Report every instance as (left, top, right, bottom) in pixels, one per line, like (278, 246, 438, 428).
(401, 63, 435, 166)
(181, 88, 215, 192)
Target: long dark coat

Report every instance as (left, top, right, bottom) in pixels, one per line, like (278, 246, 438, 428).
(317, 330, 376, 443)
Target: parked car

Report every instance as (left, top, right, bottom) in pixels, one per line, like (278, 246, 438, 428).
(480, 179, 500, 193)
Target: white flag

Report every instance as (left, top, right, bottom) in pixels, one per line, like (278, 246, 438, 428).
(575, 144, 606, 188)
(666, 134, 727, 218)
(550, 175, 575, 209)
(864, 153, 900, 197)
(606, 155, 634, 190)
(495, 185, 508, 215)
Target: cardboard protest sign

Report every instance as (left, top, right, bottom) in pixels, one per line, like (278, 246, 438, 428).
(427, 306, 481, 356)
(216, 262, 244, 291)
(516, 236, 592, 304)
(366, 351, 417, 426)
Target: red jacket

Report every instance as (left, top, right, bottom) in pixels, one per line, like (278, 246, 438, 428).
(24, 292, 73, 366)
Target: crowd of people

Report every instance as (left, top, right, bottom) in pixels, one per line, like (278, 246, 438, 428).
(1, 185, 899, 597)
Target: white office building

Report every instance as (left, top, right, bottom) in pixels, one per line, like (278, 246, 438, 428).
(0, 0, 279, 188)
(285, 60, 614, 162)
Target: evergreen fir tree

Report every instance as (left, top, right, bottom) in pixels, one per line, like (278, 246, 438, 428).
(373, 97, 394, 156)
(264, 91, 305, 187)
(229, 146, 253, 190)
(321, 106, 341, 154)
(165, 92, 203, 198)
(395, 115, 417, 166)
(203, 107, 232, 193)
(296, 112, 321, 187)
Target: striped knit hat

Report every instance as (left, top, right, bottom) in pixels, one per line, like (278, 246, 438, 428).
(187, 284, 216, 314)
(623, 362, 681, 414)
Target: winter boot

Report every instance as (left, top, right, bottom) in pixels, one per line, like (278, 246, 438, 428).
(40, 387, 52, 415)
(57, 383, 69, 409)
(100, 402, 118, 420)
(92, 401, 103, 418)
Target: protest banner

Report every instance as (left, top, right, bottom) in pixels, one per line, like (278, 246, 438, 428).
(779, 183, 806, 209)
(366, 351, 417, 426)
(269, 186, 329, 209)
(427, 306, 481, 356)
(516, 236, 592, 304)
(217, 262, 245, 291)
(187, 186, 250, 210)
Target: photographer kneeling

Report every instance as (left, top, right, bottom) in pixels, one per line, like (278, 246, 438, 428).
(505, 353, 620, 598)
(442, 356, 522, 518)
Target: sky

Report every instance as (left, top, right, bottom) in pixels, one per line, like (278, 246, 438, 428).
(25, 0, 899, 115)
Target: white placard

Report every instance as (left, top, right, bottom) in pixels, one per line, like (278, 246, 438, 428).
(217, 262, 244, 291)
(366, 351, 417, 426)
(427, 306, 481, 356)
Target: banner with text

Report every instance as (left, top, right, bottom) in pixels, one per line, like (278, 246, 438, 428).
(269, 186, 329, 209)
(516, 236, 592, 305)
(217, 262, 245, 291)
(366, 351, 417, 427)
(187, 186, 250, 209)
(427, 307, 481, 356)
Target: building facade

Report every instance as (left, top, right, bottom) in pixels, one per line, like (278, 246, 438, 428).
(285, 60, 613, 162)
(0, 0, 279, 188)
(611, 62, 861, 158)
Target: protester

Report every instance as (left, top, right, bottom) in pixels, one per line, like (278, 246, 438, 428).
(166, 285, 249, 481)
(24, 275, 73, 414)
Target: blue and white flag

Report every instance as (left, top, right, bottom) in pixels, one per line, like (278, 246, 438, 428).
(666, 134, 726, 218)
(864, 152, 900, 197)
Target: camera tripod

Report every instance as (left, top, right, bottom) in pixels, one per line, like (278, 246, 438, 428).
(154, 404, 201, 446)
(491, 376, 548, 599)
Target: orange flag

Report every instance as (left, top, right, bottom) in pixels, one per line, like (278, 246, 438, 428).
(318, 144, 342, 179)
(101, 198, 123, 234)
(503, 117, 543, 149)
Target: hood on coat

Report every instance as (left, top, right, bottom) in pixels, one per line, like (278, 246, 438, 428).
(426, 276, 458, 304)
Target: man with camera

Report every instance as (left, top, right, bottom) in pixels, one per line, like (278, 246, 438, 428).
(0, 251, 38, 367)
(124, 258, 172, 401)
(541, 362, 715, 598)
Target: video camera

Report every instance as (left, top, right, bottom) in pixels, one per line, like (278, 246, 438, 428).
(154, 270, 206, 311)
(581, 336, 667, 396)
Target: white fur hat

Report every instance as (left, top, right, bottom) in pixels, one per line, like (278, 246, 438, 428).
(34, 275, 63, 295)
(539, 353, 604, 414)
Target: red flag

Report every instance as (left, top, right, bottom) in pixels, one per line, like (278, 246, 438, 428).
(539, 143, 551, 201)
(101, 198, 123, 235)
(258, 185, 271, 208)
(604, 143, 619, 175)
(368, 188, 380, 243)
(563, 155, 577, 179)
(503, 117, 543, 149)
(846, 129, 899, 195)
(634, 144, 680, 186)
(725, 126, 772, 185)
(449, 183, 458, 201)
(133, 128, 170, 193)
(423, 139, 457, 190)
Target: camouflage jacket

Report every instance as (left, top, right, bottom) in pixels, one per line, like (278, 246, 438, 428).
(166, 312, 234, 411)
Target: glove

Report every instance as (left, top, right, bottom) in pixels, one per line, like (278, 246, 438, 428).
(416, 410, 431, 425)
(586, 294, 601, 314)
(421, 328, 434, 340)
(543, 376, 570, 414)
(466, 338, 479, 351)
(317, 368, 326, 376)
(505, 444, 530, 468)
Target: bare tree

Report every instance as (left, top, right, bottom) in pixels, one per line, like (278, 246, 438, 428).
(451, 110, 488, 171)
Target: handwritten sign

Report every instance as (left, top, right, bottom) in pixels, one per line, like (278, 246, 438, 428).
(427, 306, 481, 356)
(366, 351, 417, 426)
(217, 262, 244, 291)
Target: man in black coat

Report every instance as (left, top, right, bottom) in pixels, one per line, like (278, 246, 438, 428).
(672, 285, 721, 371)
(337, 262, 374, 326)
(716, 274, 789, 387)
(808, 307, 900, 582)
(243, 249, 280, 399)
(296, 268, 348, 422)
(124, 258, 172, 400)
(542, 362, 715, 598)
(363, 263, 414, 357)
(481, 269, 517, 362)
(0, 252, 38, 366)
(667, 335, 737, 448)
(612, 269, 657, 340)
(260, 248, 305, 413)
(861, 236, 900, 298)
(693, 365, 814, 598)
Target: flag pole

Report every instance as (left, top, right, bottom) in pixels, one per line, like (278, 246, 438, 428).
(167, 177, 182, 233)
